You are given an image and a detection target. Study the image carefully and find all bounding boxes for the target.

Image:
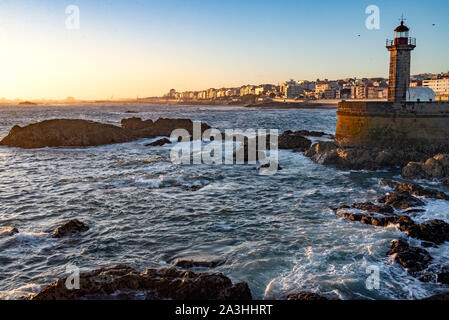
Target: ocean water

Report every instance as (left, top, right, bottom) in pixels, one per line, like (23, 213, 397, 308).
(0, 103, 448, 300)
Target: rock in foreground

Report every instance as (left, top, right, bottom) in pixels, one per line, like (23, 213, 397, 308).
(31, 265, 252, 300)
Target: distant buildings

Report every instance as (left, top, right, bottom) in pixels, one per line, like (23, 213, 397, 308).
(162, 71, 448, 103)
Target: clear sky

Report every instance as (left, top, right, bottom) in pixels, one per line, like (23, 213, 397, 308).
(0, 0, 448, 100)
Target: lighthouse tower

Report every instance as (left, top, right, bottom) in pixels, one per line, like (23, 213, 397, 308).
(386, 19, 416, 102)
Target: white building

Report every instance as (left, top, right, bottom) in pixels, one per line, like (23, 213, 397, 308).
(423, 78, 449, 94)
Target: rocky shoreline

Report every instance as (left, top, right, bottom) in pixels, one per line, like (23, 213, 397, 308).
(2, 116, 449, 300)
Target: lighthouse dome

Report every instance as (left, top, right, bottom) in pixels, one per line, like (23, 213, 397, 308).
(406, 87, 435, 102)
(395, 21, 409, 32)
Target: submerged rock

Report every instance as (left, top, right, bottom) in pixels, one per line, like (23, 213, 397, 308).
(387, 240, 432, 274)
(31, 265, 252, 300)
(145, 138, 171, 147)
(51, 219, 89, 238)
(0, 226, 19, 238)
(173, 259, 223, 269)
(292, 130, 334, 138)
(287, 292, 329, 300)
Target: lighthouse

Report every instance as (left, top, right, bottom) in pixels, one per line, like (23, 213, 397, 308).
(386, 19, 416, 102)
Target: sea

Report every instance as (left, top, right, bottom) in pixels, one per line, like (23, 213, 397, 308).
(0, 103, 448, 300)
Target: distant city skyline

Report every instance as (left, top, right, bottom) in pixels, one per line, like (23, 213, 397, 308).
(1, 0, 448, 100)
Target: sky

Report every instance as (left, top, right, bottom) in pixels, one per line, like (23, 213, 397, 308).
(0, 0, 448, 100)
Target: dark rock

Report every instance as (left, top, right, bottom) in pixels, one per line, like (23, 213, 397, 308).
(378, 192, 425, 210)
(379, 179, 449, 201)
(305, 143, 430, 171)
(173, 260, 223, 269)
(287, 292, 329, 300)
(259, 162, 282, 171)
(387, 240, 432, 273)
(125, 110, 139, 114)
(404, 219, 449, 244)
(351, 202, 394, 214)
(51, 219, 89, 238)
(421, 291, 449, 300)
(0, 226, 19, 238)
(336, 209, 413, 228)
(0, 119, 133, 149)
(304, 141, 339, 165)
(121, 117, 153, 131)
(436, 272, 449, 285)
(278, 131, 311, 151)
(122, 117, 211, 139)
(145, 138, 171, 147)
(293, 130, 332, 138)
(30, 265, 252, 300)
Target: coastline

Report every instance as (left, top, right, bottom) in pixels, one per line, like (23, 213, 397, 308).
(0, 100, 339, 110)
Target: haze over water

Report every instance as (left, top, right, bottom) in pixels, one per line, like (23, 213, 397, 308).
(1, 104, 449, 299)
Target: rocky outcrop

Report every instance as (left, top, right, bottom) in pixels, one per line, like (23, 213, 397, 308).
(305, 142, 429, 170)
(31, 265, 252, 300)
(402, 154, 449, 182)
(379, 179, 449, 201)
(145, 138, 171, 147)
(287, 292, 329, 300)
(0, 226, 19, 238)
(0, 118, 212, 149)
(51, 220, 89, 238)
(378, 192, 425, 210)
(387, 240, 432, 274)
(0, 120, 133, 149)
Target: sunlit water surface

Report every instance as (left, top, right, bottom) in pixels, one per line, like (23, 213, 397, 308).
(0, 104, 448, 300)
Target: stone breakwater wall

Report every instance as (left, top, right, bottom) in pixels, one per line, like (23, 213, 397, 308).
(336, 101, 449, 153)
